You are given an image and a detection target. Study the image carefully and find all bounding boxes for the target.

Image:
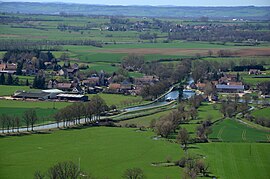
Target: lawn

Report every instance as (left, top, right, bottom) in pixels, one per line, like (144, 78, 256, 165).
(194, 103, 222, 122)
(0, 107, 58, 126)
(209, 119, 269, 142)
(118, 109, 172, 127)
(192, 142, 270, 179)
(0, 127, 184, 179)
(87, 93, 146, 107)
(252, 107, 270, 118)
(0, 99, 69, 109)
(0, 85, 30, 96)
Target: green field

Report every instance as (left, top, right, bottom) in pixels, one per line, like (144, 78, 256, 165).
(252, 107, 270, 118)
(0, 107, 57, 126)
(87, 93, 146, 107)
(209, 119, 269, 142)
(192, 142, 270, 179)
(0, 127, 183, 179)
(118, 109, 172, 127)
(0, 99, 69, 109)
(0, 85, 30, 96)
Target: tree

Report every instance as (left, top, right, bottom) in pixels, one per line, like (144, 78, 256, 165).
(0, 73, 5, 85)
(26, 79, 29, 86)
(15, 116, 20, 133)
(7, 73, 13, 85)
(47, 161, 80, 179)
(91, 95, 108, 120)
(195, 159, 209, 177)
(23, 109, 35, 131)
(122, 168, 145, 179)
(54, 111, 62, 128)
(177, 128, 190, 151)
(154, 116, 174, 138)
(34, 170, 45, 179)
(0, 114, 7, 133)
(5, 115, 11, 133)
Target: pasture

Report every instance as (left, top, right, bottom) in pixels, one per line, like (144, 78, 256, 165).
(0, 127, 183, 179)
(0, 85, 30, 96)
(87, 93, 146, 107)
(209, 119, 269, 142)
(192, 142, 270, 179)
(0, 99, 68, 109)
(252, 107, 270, 118)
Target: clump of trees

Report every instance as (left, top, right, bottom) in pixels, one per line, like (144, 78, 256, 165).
(151, 99, 204, 138)
(220, 99, 249, 118)
(245, 114, 270, 128)
(196, 120, 212, 142)
(121, 54, 145, 71)
(176, 156, 209, 179)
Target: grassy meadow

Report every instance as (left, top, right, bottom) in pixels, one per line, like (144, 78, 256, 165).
(192, 142, 270, 179)
(0, 85, 30, 96)
(0, 127, 184, 179)
(209, 119, 269, 142)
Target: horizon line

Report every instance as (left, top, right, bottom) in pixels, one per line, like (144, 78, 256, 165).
(0, 1, 270, 7)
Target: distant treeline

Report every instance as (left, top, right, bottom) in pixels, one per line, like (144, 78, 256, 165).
(0, 40, 102, 51)
(0, 2, 270, 20)
(168, 25, 270, 42)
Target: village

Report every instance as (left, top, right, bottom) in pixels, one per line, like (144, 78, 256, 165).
(0, 55, 268, 104)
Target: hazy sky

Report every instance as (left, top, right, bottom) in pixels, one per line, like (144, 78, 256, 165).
(2, 0, 270, 6)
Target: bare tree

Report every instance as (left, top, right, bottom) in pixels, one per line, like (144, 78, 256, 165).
(0, 114, 7, 133)
(47, 161, 80, 179)
(23, 109, 37, 131)
(15, 116, 20, 133)
(122, 168, 145, 179)
(177, 128, 190, 151)
(34, 170, 45, 179)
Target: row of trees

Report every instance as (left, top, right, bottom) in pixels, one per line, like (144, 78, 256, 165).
(0, 109, 37, 133)
(168, 24, 270, 42)
(54, 96, 108, 128)
(0, 73, 19, 85)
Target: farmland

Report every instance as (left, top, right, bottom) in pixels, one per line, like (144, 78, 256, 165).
(0, 127, 184, 179)
(209, 119, 269, 142)
(192, 142, 270, 179)
(0, 5, 270, 179)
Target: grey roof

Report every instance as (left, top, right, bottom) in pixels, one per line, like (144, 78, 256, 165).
(216, 84, 244, 90)
(14, 91, 50, 98)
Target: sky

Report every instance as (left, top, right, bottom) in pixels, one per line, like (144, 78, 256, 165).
(1, 0, 270, 6)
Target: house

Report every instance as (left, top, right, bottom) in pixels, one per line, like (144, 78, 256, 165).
(108, 83, 121, 92)
(56, 83, 73, 91)
(195, 82, 206, 91)
(47, 79, 58, 89)
(134, 75, 159, 85)
(216, 84, 244, 93)
(82, 77, 100, 87)
(249, 69, 261, 75)
(57, 69, 65, 76)
(0, 63, 17, 74)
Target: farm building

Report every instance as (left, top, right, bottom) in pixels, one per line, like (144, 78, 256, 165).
(56, 94, 88, 101)
(13, 89, 64, 100)
(216, 84, 244, 93)
(13, 91, 51, 100)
